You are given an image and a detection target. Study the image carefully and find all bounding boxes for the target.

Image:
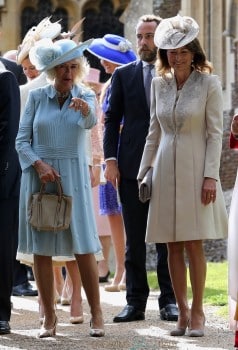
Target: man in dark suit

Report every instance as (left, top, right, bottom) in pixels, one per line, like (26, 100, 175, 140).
(0, 56, 26, 85)
(0, 56, 37, 297)
(104, 14, 178, 322)
(0, 63, 22, 334)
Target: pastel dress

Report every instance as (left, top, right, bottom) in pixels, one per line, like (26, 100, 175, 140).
(99, 84, 122, 215)
(16, 84, 102, 257)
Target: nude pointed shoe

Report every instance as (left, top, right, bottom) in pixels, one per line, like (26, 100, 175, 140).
(170, 318, 189, 336)
(89, 319, 105, 337)
(118, 283, 126, 291)
(188, 315, 205, 337)
(170, 327, 187, 336)
(104, 284, 120, 292)
(70, 316, 84, 324)
(38, 317, 57, 338)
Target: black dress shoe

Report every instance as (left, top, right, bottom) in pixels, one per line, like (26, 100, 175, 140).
(160, 303, 178, 321)
(12, 281, 38, 297)
(0, 321, 10, 334)
(113, 305, 145, 323)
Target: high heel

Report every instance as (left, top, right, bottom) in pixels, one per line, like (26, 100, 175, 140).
(89, 319, 105, 337)
(61, 296, 71, 305)
(170, 327, 187, 336)
(118, 283, 126, 291)
(70, 316, 84, 324)
(188, 329, 204, 337)
(170, 318, 189, 337)
(188, 321, 205, 337)
(188, 315, 205, 337)
(104, 284, 120, 292)
(38, 316, 57, 338)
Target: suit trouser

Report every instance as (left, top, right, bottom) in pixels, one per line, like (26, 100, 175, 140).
(0, 197, 19, 320)
(119, 178, 175, 311)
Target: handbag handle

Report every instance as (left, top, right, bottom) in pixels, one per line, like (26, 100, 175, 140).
(38, 178, 63, 202)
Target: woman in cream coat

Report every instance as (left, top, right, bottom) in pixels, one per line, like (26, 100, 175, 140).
(138, 15, 228, 338)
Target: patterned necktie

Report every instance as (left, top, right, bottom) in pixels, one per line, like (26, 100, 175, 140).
(144, 64, 154, 107)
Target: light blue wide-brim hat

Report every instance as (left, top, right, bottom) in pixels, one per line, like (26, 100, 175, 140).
(29, 38, 93, 72)
(87, 34, 137, 65)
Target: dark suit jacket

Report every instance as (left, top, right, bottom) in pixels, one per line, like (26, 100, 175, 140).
(104, 60, 150, 179)
(0, 57, 26, 85)
(0, 70, 21, 199)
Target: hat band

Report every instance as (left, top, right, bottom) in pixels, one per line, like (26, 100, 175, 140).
(102, 37, 132, 53)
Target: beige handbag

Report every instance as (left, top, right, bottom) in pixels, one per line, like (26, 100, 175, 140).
(28, 179, 72, 232)
(138, 167, 153, 203)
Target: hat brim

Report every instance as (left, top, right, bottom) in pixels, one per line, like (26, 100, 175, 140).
(87, 38, 137, 65)
(33, 38, 93, 72)
(43, 38, 93, 71)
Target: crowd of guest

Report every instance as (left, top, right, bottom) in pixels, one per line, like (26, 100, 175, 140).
(0, 10, 235, 346)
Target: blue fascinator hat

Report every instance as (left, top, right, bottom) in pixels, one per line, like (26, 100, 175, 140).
(29, 38, 93, 72)
(87, 34, 137, 65)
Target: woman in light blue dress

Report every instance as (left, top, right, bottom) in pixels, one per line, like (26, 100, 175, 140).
(16, 38, 104, 338)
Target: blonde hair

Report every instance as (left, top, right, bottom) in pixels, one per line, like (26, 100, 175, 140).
(46, 56, 90, 84)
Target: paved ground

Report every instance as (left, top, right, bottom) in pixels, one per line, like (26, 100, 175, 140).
(0, 283, 234, 350)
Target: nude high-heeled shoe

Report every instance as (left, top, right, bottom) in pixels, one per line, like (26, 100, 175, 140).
(188, 316, 205, 337)
(70, 316, 84, 324)
(38, 316, 57, 338)
(89, 319, 105, 337)
(170, 317, 189, 336)
(104, 284, 120, 292)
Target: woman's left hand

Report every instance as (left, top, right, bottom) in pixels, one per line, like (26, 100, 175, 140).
(69, 97, 89, 116)
(201, 177, 216, 205)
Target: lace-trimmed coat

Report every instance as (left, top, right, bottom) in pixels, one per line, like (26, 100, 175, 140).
(138, 70, 228, 242)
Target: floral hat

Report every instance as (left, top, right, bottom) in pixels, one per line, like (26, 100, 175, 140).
(154, 14, 199, 49)
(17, 17, 62, 64)
(29, 38, 93, 72)
(87, 34, 137, 65)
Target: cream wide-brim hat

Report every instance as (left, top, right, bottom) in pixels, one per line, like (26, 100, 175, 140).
(154, 14, 199, 49)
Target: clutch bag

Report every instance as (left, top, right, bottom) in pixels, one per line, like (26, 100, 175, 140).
(139, 167, 153, 203)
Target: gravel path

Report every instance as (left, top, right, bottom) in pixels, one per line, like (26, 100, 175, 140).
(1, 191, 233, 349)
(0, 285, 234, 350)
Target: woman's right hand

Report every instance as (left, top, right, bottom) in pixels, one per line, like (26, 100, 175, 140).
(33, 160, 60, 183)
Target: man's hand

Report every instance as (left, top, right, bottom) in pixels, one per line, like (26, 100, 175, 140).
(104, 160, 120, 189)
